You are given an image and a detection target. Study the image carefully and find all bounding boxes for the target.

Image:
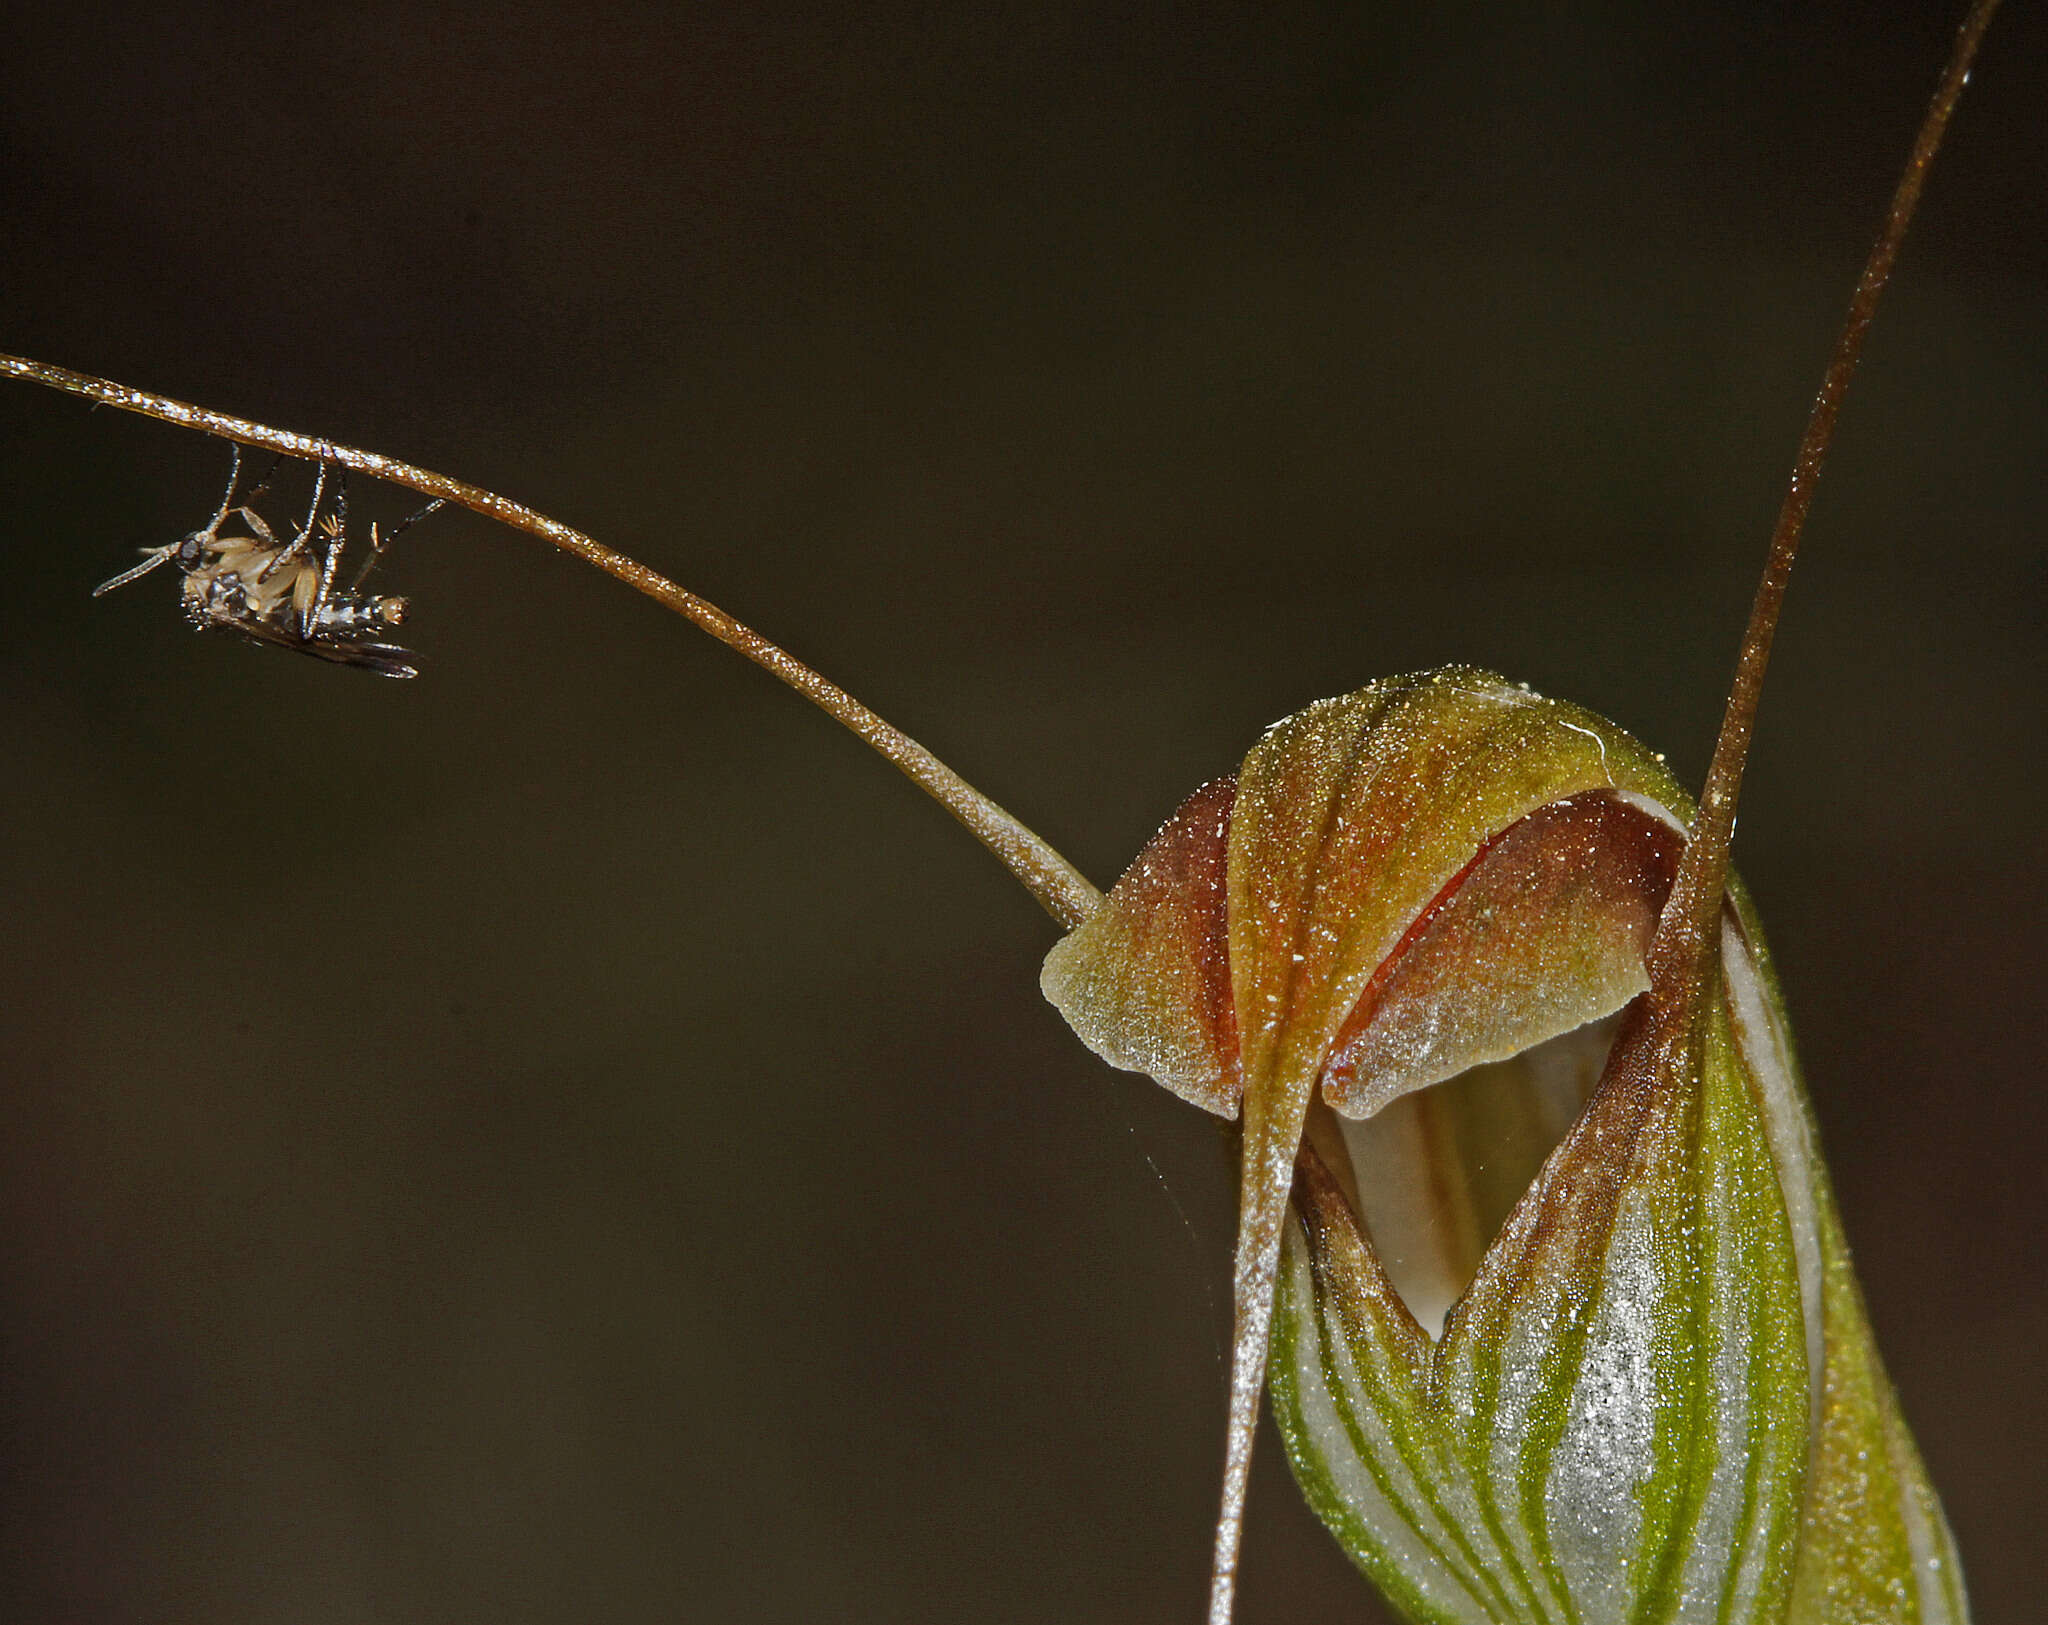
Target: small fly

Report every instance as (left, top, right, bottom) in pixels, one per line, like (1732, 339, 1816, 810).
(95, 447, 441, 679)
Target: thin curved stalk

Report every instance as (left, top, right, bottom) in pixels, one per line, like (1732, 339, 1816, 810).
(1641, 0, 1999, 1028)
(0, 350, 1102, 930)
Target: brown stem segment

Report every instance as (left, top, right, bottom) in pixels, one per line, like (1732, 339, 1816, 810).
(0, 350, 1103, 930)
(1643, 0, 2000, 1020)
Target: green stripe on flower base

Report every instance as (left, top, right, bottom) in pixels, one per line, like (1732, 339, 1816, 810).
(1272, 931, 1810, 1625)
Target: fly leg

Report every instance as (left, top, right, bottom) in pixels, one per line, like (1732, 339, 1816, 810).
(92, 441, 245, 596)
(348, 495, 443, 592)
(300, 469, 348, 637)
(257, 459, 328, 585)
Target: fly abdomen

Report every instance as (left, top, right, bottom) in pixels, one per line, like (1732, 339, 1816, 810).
(314, 594, 409, 634)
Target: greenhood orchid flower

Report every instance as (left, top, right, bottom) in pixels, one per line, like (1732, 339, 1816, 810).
(0, 7, 1994, 1621)
(1044, 669, 1964, 1625)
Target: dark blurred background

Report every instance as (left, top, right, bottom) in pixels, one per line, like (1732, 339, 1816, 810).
(1, 2, 2041, 1620)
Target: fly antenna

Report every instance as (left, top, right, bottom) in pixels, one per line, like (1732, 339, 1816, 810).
(90, 545, 177, 597)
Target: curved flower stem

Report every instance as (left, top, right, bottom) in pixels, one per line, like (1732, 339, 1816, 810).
(0, 350, 1103, 930)
(1643, 0, 2001, 1023)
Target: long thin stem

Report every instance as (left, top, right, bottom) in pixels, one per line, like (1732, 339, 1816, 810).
(0, 350, 1102, 930)
(1643, 0, 2000, 1016)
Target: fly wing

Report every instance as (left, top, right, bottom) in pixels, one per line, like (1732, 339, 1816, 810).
(207, 610, 420, 679)
(296, 637, 419, 679)
(303, 635, 419, 680)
